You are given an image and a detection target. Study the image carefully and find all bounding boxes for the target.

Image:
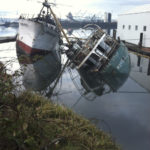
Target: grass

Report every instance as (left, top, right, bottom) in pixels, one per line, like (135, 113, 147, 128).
(0, 62, 120, 150)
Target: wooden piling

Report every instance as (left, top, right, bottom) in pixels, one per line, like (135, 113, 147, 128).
(117, 36, 120, 43)
(107, 28, 110, 35)
(113, 29, 116, 40)
(137, 33, 143, 66)
(137, 56, 141, 67)
(138, 33, 143, 48)
(147, 59, 150, 75)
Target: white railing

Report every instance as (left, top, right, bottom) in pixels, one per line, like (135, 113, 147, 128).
(20, 14, 37, 19)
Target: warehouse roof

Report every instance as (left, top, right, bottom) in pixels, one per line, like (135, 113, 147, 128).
(119, 4, 150, 15)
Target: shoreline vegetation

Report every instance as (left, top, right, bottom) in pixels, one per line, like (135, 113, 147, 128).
(0, 62, 120, 150)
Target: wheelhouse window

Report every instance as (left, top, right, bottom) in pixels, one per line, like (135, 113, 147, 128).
(143, 26, 147, 31)
(128, 25, 131, 30)
(135, 25, 138, 30)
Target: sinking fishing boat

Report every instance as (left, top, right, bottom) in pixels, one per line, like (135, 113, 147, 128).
(66, 26, 130, 92)
(65, 27, 130, 99)
(16, 0, 61, 60)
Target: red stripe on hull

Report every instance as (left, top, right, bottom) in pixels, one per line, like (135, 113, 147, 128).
(16, 40, 50, 55)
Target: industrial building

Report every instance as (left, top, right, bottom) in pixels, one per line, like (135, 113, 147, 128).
(117, 4, 150, 48)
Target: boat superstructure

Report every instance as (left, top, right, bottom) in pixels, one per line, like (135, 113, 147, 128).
(65, 26, 130, 98)
(67, 27, 130, 74)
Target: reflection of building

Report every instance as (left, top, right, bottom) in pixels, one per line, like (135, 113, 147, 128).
(130, 53, 150, 91)
(117, 4, 150, 48)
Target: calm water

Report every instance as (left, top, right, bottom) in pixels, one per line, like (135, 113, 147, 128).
(0, 27, 150, 150)
(0, 26, 17, 37)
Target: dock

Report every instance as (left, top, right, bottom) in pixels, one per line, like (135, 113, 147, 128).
(0, 36, 16, 43)
(124, 41, 150, 58)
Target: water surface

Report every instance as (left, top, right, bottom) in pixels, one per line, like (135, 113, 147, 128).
(0, 27, 150, 150)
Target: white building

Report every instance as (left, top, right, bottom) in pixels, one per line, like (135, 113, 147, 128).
(117, 4, 150, 48)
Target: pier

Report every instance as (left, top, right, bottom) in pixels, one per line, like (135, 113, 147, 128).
(123, 35, 150, 76)
(60, 12, 117, 34)
(60, 20, 117, 30)
(0, 36, 16, 43)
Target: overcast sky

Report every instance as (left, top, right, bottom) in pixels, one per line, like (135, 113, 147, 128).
(0, 0, 150, 19)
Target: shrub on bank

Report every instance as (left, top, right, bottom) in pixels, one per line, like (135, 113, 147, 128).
(0, 62, 120, 150)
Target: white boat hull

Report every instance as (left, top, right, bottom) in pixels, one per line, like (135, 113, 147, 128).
(16, 19, 60, 56)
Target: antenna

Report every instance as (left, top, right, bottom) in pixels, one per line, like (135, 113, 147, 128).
(37, 0, 72, 7)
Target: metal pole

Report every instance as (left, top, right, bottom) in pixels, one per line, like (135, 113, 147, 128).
(37, 6, 44, 21)
(49, 7, 70, 45)
(48, 7, 71, 96)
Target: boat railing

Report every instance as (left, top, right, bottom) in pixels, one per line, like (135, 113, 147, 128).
(77, 33, 108, 69)
(20, 14, 37, 19)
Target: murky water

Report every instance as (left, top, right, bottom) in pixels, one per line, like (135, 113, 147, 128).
(0, 27, 150, 150)
(53, 70, 150, 150)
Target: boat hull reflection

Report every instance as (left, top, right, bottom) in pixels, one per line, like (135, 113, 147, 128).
(78, 44, 130, 96)
(16, 46, 61, 91)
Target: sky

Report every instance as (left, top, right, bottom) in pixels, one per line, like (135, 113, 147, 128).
(0, 0, 150, 19)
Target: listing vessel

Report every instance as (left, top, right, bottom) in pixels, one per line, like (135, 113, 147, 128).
(66, 26, 130, 98)
(67, 26, 130, 73)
